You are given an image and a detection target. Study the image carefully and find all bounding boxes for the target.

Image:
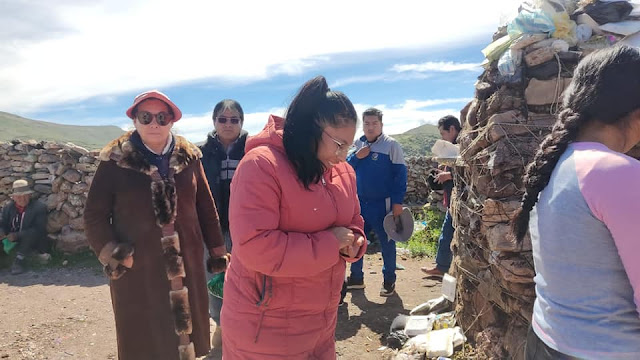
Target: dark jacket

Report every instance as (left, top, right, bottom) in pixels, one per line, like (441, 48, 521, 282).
(200, 130, 248, 232)
(84, 131, 227, 360)
(1, 198, 47, 251)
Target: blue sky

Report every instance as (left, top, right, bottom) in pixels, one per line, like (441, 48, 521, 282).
(1, 0, 522, 143)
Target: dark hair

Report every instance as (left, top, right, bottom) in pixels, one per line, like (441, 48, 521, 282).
(283, 76, 358, 189)
(212, 99, 244, 122)
(512, 45, 640, 241)
(438, 115, 461, 131)
(363, 108, 383, 122)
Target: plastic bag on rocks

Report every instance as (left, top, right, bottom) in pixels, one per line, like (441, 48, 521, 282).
(498, 48, 523, 76)
(410, 295, 452, 315)
(574, 0, 633, 25)
(482, 35, 514, 61)
(508, 7, 555, 38)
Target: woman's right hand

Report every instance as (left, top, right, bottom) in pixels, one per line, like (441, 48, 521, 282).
(331, 226, 355, 249)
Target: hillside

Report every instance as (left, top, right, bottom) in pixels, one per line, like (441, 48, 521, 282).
(392, 123, 440, 157)
(0, 112, 124, 150)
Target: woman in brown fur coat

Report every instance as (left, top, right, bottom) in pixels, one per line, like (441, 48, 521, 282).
(84, 90, 229, 360)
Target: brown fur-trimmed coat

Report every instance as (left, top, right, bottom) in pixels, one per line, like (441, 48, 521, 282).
(84, 132, 227, 360)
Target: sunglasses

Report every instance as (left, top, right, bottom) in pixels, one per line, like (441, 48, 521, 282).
(136, 111, 173, 126)
(216, 116, 241, 125)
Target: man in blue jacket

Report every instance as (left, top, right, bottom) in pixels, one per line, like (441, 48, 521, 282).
(346, 108, 407, 297)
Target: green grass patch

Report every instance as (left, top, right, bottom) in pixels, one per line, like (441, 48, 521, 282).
(398, 208, 445, 258)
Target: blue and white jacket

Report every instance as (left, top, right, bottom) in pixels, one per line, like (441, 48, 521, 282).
(347, 134, 407, 205)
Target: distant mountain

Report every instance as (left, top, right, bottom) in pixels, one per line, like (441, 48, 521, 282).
(392, 123, 440, 157)
(0, 112, 125, 150)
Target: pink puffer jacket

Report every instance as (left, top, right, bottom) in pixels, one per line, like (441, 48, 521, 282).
(221, 115, 366, 359)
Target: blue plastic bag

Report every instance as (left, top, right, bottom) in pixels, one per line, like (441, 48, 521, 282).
(508, 8, 556, 38)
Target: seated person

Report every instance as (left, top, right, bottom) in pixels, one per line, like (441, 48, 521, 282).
(1, 180, 49, 275)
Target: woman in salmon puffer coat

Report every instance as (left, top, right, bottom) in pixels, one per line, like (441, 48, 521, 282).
(221, 75, 367, 359)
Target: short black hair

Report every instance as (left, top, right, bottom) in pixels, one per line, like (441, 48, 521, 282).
(437, 115, 461, 131)
(283, 76, 358, 189)
(362, 107, 383, 122)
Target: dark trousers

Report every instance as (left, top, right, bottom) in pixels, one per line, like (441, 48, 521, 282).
(350, 198, 396, 284)
(435, 210, 454, 272)
(16, 232, 48, 256)
(525, 325, 578, 360)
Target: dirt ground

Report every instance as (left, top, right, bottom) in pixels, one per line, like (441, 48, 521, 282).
(0, 253, 443, 360)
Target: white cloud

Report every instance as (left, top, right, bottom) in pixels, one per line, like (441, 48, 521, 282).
(332, 61, 482, 87)
(391, 61, 483, 73)
(331, 73, 432, 88)
(0, 0, 522, 113)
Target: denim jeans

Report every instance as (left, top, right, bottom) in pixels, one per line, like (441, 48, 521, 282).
(350, 198, 396, 284)
(435, 210, 454, 273)
(206, 231, 232, 325)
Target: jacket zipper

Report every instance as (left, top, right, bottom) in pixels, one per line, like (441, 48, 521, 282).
(254, 274, 272, 343)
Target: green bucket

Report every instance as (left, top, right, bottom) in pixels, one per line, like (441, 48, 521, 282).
(2, 237, 17, 255)
(207, 272, 225, 299)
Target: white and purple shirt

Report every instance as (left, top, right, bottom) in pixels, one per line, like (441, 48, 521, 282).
(530, 142, 640, 359)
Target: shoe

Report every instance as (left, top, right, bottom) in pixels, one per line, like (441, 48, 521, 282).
(10, 257, 26, 275)
(396, 263, 406, 270)
(421, 267, 445, 278)
(36, 253, 52, 265)
(345, 276, 365, 290)
(380, 281, 395, 297)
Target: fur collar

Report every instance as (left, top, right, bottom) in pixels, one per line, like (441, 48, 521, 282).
(99, 131, 202, 175)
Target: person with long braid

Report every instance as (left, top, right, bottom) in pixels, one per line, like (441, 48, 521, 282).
(511, 45, 640, 359)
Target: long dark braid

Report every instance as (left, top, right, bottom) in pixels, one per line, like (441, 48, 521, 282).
(511, 45, 640, 241)
(511, 109, 583, 240)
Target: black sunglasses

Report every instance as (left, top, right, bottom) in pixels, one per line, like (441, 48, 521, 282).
(216, 116, 241, 125)
(136, 111, 173, 126)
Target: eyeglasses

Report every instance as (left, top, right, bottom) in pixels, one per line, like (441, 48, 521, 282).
(216, 117, 241, 125)
(323, 131, 350, 156)
(136, 111, 173, 126)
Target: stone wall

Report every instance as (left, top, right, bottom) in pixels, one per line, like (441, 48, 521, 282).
(0, 140, 437, 254)
(404, 156, 440, 206)
(0, 140, 98, 253)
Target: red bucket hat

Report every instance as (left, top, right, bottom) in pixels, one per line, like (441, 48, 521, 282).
(126, 90, 182, 122)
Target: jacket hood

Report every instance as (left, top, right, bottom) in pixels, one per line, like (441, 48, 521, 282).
(245, 115, 285, 154)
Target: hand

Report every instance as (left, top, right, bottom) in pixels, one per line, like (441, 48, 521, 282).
(355, 146, 371, 159)
(392, 204, 403, 218)
(122, 256, 134, 269)
(340, 235, 365, 258)
(7, 233, 18, 242)
(331, 226, 355, 249)
(436, 171, 452, 184)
